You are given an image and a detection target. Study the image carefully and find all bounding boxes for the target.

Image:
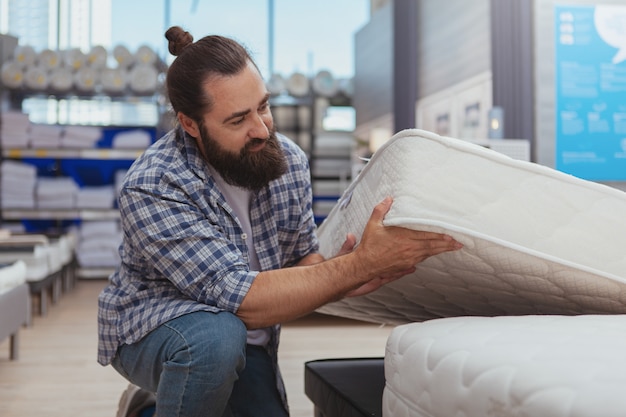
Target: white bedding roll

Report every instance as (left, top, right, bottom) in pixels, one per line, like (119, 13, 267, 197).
(13, 45, 36, 68)
(113, 44, 134, 68)
(101, 67, 128, 94)
(64, 48, 86, 71)
(128, 64, 158, 94)
(286, 72, 310, 97)
(49, 67, 74, 93)
(87, 45, 108, 69)
(312, 70, 338, 97)
(134, 45, 157, 66)
(23, 65, 49, 91)
(37, 49, 62, 71)
(1, 61, 24, 89)
(74, 66, 99, 93)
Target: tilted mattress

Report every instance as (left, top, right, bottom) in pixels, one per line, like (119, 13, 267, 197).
(316, 129, 626, 323)
(383, 315, 626, 417)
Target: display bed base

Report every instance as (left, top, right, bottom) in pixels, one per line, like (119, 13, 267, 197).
(304, 358, 385, 417)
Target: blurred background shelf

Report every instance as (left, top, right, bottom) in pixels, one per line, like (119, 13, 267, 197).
(2, 209, 120, 221)
(3, 147, 145, 160)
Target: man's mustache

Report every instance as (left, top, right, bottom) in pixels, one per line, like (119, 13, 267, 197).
(243, 137, 270, 153)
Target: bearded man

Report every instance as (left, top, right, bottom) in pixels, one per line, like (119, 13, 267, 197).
(98, 26, 462, 417)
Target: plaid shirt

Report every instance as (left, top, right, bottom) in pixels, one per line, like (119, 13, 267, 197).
(97, 127, 319, 371)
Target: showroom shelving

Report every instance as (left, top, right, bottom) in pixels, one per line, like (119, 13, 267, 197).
(268, 72, 356, 225)
(0, 92, 164, 278)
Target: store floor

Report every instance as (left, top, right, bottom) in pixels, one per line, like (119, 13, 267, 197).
(0, 279, 393, 417)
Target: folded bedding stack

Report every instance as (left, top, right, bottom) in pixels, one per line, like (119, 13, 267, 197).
(76, 185, 116, 209)
(1, 160, 37, 209)
(1, 111, 31, 148)
(35, 177, 79, 209)
(60, 125, 102, 148)
(75, 220, 121, 268)
(29, 123, 64, 148)
(111, 129, 152, 149)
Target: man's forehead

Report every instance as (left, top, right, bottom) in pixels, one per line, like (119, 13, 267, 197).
(204, 69, 268, 115)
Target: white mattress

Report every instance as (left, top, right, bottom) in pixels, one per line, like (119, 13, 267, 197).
(316, 129, 626, 323)
(0, 234, 55, 282)
(384, 315, 626, 417)
(0, 260, 27, 295)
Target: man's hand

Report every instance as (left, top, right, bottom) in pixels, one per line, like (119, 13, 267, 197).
(354, 197, 462, 278)
(336, 196, 463, 298)
(336, 232, 417, 298)
(238, 197, 462, 329)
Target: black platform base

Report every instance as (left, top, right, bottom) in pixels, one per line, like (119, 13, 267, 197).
(304, 358, 385, 417)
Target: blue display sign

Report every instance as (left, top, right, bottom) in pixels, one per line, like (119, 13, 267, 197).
(555, 4, 626, 180)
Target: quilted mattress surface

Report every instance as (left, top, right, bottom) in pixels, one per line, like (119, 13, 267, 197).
(316, 129, 626, 323)
(383, 315, 626, 417)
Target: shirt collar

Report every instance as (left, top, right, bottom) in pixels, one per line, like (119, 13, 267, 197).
(178, 126, 211, 182)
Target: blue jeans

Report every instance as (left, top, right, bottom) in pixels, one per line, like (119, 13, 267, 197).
(111, 311, 289, 417)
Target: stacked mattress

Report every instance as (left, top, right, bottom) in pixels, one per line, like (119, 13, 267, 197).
(0, 234, 54, 283)
(316, 129, 626, 323)
(0, 260, 29, 359)
(0, 233, 75, 284)
(384, 315, 626, 417)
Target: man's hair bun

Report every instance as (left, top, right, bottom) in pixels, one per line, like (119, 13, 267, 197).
(165, 26, 194, 56)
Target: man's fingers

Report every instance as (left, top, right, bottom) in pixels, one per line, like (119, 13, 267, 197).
(396, 228, 463, 250)
(336, 233, 357, 256)
(369, 196, 393, 225)
(402, 229, 454, 242)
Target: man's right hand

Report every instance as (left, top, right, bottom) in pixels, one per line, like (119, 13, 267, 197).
(238, 197, 462, 329)
(352, 196, 463, 280)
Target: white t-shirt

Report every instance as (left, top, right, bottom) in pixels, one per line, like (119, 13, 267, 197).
(209, 167, 271, 346)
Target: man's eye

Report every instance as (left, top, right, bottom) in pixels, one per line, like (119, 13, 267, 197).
(232, 117, 245, 125)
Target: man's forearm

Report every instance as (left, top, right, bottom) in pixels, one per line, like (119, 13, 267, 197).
(295, 252, 325, 266)
(236, 251, 366, 329)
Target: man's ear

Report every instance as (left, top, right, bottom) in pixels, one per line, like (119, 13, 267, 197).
(178, 113, 200, 138)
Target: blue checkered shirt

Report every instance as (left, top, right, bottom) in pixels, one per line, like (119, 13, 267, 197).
(97, 127, 319, 367)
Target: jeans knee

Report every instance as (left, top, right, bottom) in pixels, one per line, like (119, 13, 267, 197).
(211, 316, 246, 364)
(189, 312, 247, 374)
(155, 314, 248, 417)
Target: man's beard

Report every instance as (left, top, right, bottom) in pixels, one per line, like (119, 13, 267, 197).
(198, 123, 288, 191)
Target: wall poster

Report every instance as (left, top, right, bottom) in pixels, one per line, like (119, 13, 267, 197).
(555, 4, 626, 180)
(416, 72, 492, 140)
